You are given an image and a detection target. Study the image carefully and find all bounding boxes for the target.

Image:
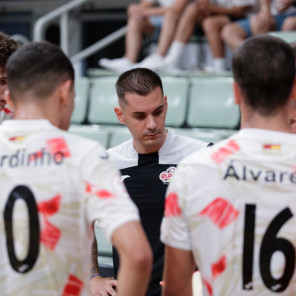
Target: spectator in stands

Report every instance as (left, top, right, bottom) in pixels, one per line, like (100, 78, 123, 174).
(138, 0, 256, 72)
(0, 32, 18, 124)
(161, 34, 296, 295)
(2, 42, 152, 296)
(222, 0, 296, 52)
(99, 0, 189, 73)
(90, 68, 210, 296)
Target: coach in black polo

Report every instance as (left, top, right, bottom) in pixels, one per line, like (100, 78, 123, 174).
(91, 68, 209, 296)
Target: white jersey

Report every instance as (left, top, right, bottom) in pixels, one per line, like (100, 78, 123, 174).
(0, 107, 14, 124)
(0, 120, 139, 296)
(161, 129, 296, 296)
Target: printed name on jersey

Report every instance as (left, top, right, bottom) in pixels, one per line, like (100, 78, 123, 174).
(0, 148, 66, 168)
(159, 166, 176, 184)
(224, 163, 296, 184)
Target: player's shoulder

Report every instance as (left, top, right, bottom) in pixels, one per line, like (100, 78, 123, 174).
(159, 129, 209, 164)
(107, 138, 137, 169)
(180, 134, 237, 167)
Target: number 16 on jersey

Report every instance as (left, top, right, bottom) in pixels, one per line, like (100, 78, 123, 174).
(243, 204, 295, 293)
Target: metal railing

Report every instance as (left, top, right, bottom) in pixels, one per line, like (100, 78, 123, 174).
(33, 0, 127, 70)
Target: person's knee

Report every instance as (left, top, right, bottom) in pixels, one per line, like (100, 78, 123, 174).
(183, 2, 198, 21)
(221, 23, 233, 43)
(165, 5, 182, 20)
(202, 18, 216, 34)
(282, 17, 296, 31)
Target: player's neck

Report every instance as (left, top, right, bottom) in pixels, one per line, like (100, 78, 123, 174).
(240, 110, 291, 133)
(13, 103, 59, 127)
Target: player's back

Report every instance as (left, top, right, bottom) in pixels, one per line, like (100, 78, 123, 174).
(164, 129, 296, 296)
(0, 119, 105, 295)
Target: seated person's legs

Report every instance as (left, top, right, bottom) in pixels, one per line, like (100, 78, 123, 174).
(99, 4, 156, 73)
(222, 18, 251, 51)
(162, 2, 208, 70)
(202, 15, 231, 72)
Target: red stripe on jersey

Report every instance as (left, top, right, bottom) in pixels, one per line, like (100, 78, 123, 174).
(212, 255, 226, 279)
(199, 198, 239, 229)
(165, 192, 182, 217)
(4, 107, 13, 115)
(85, 181, 114, 199)
(38, 194, 61, 216)
(211, 140, 240, 164)
(62, 274, 84, 296)
(40, 219, 61, 250)
(46, 137, 71, 157)
(38, 195, 62, 250)
(202, 278, 213, 296)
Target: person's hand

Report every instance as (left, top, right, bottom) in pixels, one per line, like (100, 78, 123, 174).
(252, 9, 275, 33)
(90, 276, 118, 296)
(195, 0, 210, 13)
(276, 0, 293, 13)
(128, 4, 146, 20)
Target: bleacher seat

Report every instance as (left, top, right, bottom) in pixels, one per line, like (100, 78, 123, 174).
(172, 128, 223, 144)
(88, 77, 119, 125)
(108, 127, 131, 148)
(71, 77, 89, 124)
(187, 77, 240, 129)
(268, 31, 296, 43)
(162, 76, 189, 127)
(69, 125, 109, 148)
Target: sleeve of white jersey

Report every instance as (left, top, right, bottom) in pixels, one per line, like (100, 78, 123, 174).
(82, 145, 140, 242)
(160, 161, 192, 251)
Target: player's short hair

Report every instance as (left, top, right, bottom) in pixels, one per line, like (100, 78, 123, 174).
(7, 41, 74, 101)
(0, 32, 19, 71)
(232, 35, 295, 116)
(116, 68, 164, 101)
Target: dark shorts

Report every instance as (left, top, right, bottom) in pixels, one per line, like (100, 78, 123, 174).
(237, 11, 296, 37)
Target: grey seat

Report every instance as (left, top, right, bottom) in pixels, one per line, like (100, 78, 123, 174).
(88, 77, 119, 125)
(71, 78, 89, 124)
(187, 77, 240, 129)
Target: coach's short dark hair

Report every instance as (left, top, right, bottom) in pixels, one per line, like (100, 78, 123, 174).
(7, 41, 74, 101)
(0, 32, 19, 71)
(116, 68, 163, 101)
(232, 35, 295, 116)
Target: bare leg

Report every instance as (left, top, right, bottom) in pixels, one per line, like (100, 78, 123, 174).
(222, 22, 247, 51)
(157, 7, 184, 57)
(282, 16, 296, 31)
(202, 15, 230, 58)
(126, 16, 155, 62)
(174, 2, 207, 44)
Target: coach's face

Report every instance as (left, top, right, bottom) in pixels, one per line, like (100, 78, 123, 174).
(115, 86, 168, 154)
(0, 68, 8, 110)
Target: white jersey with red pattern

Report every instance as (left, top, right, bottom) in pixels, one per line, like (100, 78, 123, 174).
(0, 120, 139, 296)
(0, 107, 14, 124)
(161, 129, 296, 296)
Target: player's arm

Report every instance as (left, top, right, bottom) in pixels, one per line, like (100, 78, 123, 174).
(112, 221, 153, 296)
(89, 238, 118, 296)
(162, 245, 196, 296)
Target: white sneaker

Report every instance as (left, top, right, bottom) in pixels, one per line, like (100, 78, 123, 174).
(99, 57, 134, 73)
(135, 53, 165, 71)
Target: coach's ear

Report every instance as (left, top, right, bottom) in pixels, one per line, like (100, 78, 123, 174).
(233, 81, 242, 105)
(114, 106, 125, 125)
(289, 77, 296, 101)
